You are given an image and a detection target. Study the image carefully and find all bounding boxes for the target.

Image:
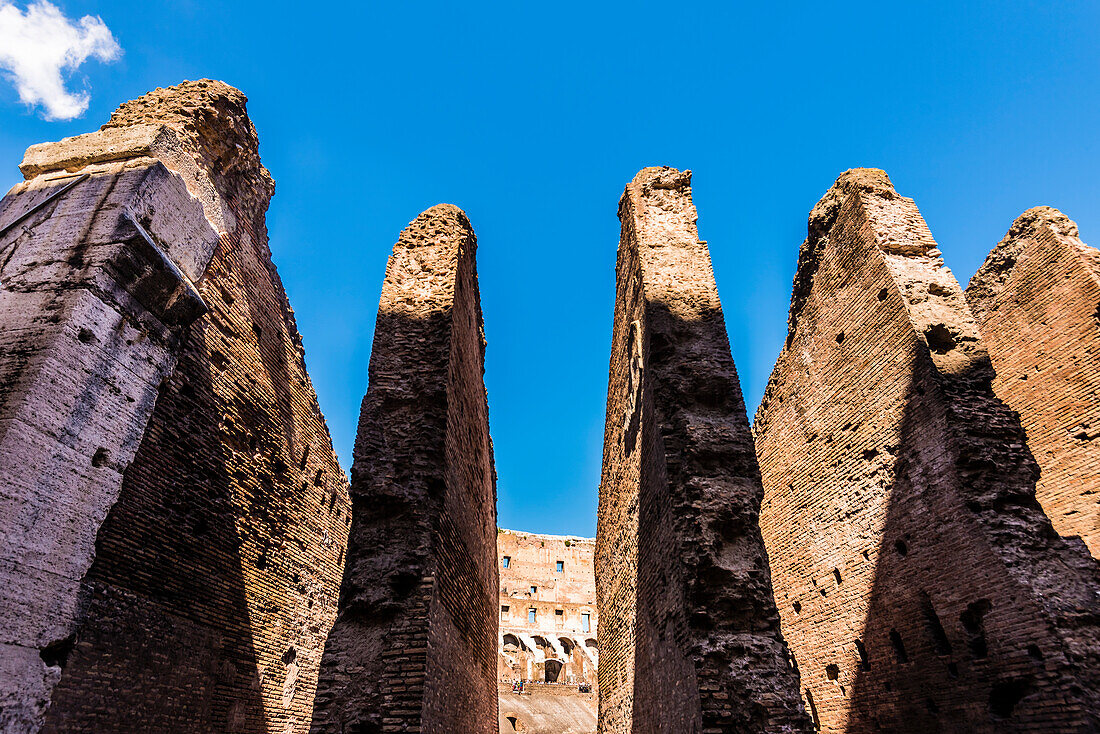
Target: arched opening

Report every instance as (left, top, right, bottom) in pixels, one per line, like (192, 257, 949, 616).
(559, 637, 574, 656)
(545, 658, 563, 683)
(585, 638, 597, 650)
(502, 633, 524, 651)
(503, 712, 524, 731)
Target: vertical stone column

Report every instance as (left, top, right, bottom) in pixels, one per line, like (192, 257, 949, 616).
(311, 204, 498, 734)
(597, 167, 810, 734)
(0, 80, 351, 734)
(967, 207, 1100, 558)
(0, 154, 217, 734)
(754, 170, 1100, 732)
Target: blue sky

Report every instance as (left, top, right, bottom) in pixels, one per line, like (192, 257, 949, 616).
(2, 1, 1098, 537)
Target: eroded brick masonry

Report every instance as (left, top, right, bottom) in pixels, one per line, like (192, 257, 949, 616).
(596, 167, 810, 734)
(754, 169, 1100, 732)
(311, 205, 498, 734)
(967, 207, 1100, 558)
(0, 81, 350, 733)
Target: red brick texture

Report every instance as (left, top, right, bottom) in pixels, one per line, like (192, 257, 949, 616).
(754, 169, 1100, 733)
(0, 81, 351, 734)
(967, 207, 1100, 558)
(311, 204, 498, 734)
(596, 167, 811, 734)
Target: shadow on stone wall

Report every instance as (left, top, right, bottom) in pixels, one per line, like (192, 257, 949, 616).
(42, 315, 268, 733)
(847, 356, 1100, 732)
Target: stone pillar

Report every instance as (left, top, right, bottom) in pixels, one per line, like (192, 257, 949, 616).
(0, 80, 350, 733)
(0, 148, 217, 734)
(967, 207, 1100, 558)
(311, 204, 498, 734)
(596, 167, 811, 734)
(754, 169, 1100, 732)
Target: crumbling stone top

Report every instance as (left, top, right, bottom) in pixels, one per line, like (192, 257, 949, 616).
(103, 79, 273, 215)
(967, 206, 1082, 324)
(396, 204, 471, 249)
(787, 168, 902, 344)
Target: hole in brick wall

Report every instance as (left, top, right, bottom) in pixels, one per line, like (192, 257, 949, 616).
(819, 588, 827, 597)
(40, 635, 75, 669)
(805, 689, 821, 730)
(314, 469, 323, 486)
(426, 477, 446, 496)
(210, 350, 229, 369)
(273, 457, 288, 475)
(855, 639, 870, 671)
(1027, 644, 1043, 660)
(862, 448, 878, 461)
(826, 663, 839, 681)
(861, 550, 870, 560)
(91, 448, 109, 468)
(989, 679, 1032, 718)
(77, 327, 95, 343)
(255, 551, 268, 570)
(924, 324, 956, 354)
(889, 629, 908, 663)
(252, 323, 263, 340)
(300, 446, 310, 470)
(878, 288, 888, 301)
(833, 568, 842, 585)
(836, 332, 845, 344)
(920, 591, 953, 655)
(793, 601, 802, 614)
(282, 646, 297, 665)
(894, 539, 908, 556)
(947, 662, 959, 678)
(961, 599, 992, 659)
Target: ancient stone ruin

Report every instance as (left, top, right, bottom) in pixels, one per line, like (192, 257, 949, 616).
(967, 207, 1100, 558)
(754, 169, 1100, 732)
(498, 529, 598, 733)
(0, 80, 351, 734)
(596, 167, 811, 733)
(311, 205, 499, 734)
(3, 79, 1100, 734)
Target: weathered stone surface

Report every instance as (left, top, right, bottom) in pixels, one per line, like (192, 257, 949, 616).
(967, 207, 1100, 558)
(596, 167, 810, 734)
(311, 204, 498, 734)
(0, 80, 350, 733)
(0, 158, 218, 733)
(498, 529, 598, 692)
(755, 170, 1100, 732)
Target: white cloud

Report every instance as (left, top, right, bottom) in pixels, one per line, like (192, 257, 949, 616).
(0, 1, 121, 120)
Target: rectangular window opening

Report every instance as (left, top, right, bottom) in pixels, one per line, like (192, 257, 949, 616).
(555, 609, 564, 616)
(529, 608, 537, 623)
(501, 605, 510, 618)
(530, 585, 537, 595)
(502, 556, 510, 568)
(581, 613, 590, 633)
(556, 560, 564, 573)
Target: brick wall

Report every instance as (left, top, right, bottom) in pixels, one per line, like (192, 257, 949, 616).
(967, 207, 1100, 557)
(0, 81, 352, 734)
(597, 167, 810, 734)
(311, 204, 498, 734)
(754, 169, 1100, 732)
